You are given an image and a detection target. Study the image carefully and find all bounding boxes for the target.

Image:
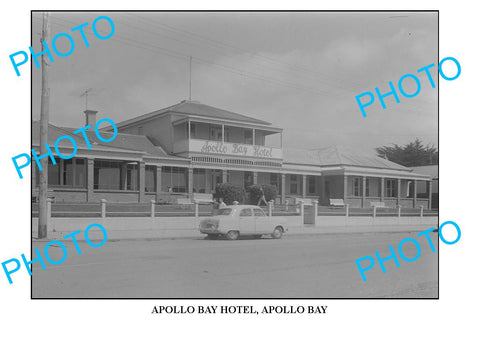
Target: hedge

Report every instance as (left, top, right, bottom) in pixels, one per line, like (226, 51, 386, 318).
(213, 183, 246, 205)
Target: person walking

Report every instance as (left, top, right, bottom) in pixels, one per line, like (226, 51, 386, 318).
(257, 186, 268, 206)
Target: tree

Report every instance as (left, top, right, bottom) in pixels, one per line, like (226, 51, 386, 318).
(213, 183, 245, 205)
(375, 138, 438, 167)
(246, 184, 278, 205)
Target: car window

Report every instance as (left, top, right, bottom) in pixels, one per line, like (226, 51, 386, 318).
(239, 208, 252, 217)
(253, 208, 266, 217)
(215, 208, 232, 216)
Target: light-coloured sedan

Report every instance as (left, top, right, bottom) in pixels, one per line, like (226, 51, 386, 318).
(199, 204, 287, 240)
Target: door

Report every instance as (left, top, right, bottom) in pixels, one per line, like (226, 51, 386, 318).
(238, 208, 255, 234)
(253, 207, 270, 234)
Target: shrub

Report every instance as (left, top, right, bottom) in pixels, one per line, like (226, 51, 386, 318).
(246, 184, 278, 205)
(213, 183, 246, 205)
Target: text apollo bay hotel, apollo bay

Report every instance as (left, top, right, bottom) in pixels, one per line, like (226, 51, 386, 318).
(32, 100, 433, 209)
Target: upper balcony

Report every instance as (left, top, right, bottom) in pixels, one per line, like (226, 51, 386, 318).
(172, 119, 283, 160)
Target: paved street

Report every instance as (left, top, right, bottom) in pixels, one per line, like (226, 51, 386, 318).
(32, 231, 438, 298)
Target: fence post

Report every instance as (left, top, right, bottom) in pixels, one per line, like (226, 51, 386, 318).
(373, 205, 377, 219)
(398, 205, 401, 218)
(345, 203, 350, 217)
(420, 205, 424, 217)
(312, 200, 318, 226)
(194, 200, 199, 218)
(268, 200, 273, 217)
(101, 199, 107, 219)
(299, 201, 304, 221)
(150, 200, 155, 218)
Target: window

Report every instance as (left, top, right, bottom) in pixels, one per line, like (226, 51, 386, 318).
(240, 208, 252, 217)
(162, 167, 188, 193)
(366, 178, 370, 197)
(353, 177, 361, 197)
(308, 176, 316, 194)
(94, 160, 138, 190)
(407, 181, 413, 198)
(289, 174, 298, 194)
(216, 208, 232, 216)
(270, 173, 279, 188)
(244, 130, 253, 144)
(126, 164, 138, 190)
(193, 168, 206, 193)
(47, 159, 60, 186)
(189, 123, 196, 138)
(209, 125, 222, 141)
(244, 172, 253, 188)
(253, 208, 266, 217)
(36, 157, 86, 188)
(145, 166, 156, 192)
(385, 179, 397, 197)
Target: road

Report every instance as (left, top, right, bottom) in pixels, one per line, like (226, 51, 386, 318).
(32, 231, 438, 298)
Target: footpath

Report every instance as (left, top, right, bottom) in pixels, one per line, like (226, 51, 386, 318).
(32, 219, 438, 242)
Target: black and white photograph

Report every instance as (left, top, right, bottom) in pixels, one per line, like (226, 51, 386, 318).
(3, 0, 480, 338)
(29, 11, 440, 298)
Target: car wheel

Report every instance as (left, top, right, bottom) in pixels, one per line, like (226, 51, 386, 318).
(206, 234, 219, 240)
(271, 226, 283, 239)
(226, 230, 239, 240)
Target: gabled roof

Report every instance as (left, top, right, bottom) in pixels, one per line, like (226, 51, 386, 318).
(283, 145, 412, 171)
(31, 121, 178, 159)
(113, 100, 273, 128)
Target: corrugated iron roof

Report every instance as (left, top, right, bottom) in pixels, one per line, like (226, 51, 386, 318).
(31, 121, 178, 159)
(284, 145, 411, 171)
(114, 100, 272, 128)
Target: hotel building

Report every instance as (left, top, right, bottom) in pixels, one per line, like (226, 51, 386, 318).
(32, 100, 433, 209)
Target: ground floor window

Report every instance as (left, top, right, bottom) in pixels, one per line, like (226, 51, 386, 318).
(193, 168, 207, 193)
(289, 174, 299, 194)
(270, 173, 280, 190)
(211, 169, 223, 192)
(308, 176, 316, 195)
(145, 165, 156, 192)
(365, 178, 370, 197)
(36, 157, 86, 188)
(385, 179, 397, 197)
(94, 160, 138, 190)
(162, 166, 188, 193)
(244, 172, 254, 188)
(353, 177, 361, 196)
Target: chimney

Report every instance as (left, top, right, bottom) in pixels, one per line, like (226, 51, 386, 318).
(84, 109, 97, 127)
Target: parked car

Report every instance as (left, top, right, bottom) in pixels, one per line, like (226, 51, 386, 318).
(199, 204, 287, 240)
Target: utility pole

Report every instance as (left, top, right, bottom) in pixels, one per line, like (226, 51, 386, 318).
(38, 12, 50, 239)
(189, 56, 192, 101)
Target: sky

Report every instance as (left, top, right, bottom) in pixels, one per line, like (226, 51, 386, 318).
(31, 11, 438, 156)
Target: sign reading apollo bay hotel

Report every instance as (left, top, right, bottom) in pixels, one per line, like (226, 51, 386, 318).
(198, 140, 280, 159)
(31, 100, 433, 209)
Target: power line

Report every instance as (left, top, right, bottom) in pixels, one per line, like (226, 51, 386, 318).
(127, 13, 364, 92)
(33, 15, 352, 99)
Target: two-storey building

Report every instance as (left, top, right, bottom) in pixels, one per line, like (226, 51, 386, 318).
(32, 100, 434, 209)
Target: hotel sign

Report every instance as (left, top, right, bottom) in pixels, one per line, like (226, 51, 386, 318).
(194, 140, 282, 159)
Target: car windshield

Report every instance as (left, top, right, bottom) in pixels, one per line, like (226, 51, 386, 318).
(215, 208, 232, 216)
